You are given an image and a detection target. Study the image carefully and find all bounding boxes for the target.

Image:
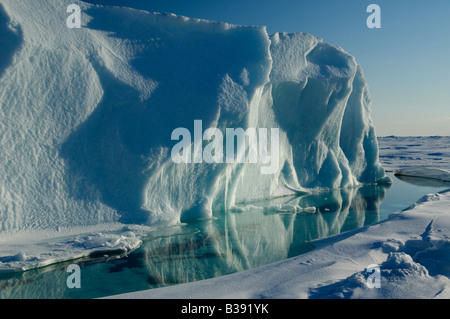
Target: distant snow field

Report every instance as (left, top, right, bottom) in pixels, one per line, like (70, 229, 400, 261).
(378, 136, 450, 172)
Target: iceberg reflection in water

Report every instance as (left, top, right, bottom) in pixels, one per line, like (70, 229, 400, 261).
(0, 183, 391, 299)
(139, 183, 389, 287)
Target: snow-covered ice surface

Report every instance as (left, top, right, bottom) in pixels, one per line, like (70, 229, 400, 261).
(378, 136, 450, 192)
(0, 225, 142, 272)
(0, 0, 390, 273)
(378, 136, 450, 172)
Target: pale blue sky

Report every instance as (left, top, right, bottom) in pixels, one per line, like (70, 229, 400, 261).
(84, 0, 450, 136)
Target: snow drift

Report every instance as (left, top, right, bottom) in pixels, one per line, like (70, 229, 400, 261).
(0, 1, 388, 241)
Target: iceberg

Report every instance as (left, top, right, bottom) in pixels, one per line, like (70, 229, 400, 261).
(0, 0, 389, 245)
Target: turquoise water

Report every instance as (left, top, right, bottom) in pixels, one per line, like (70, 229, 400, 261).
(0, 173, 448, 299)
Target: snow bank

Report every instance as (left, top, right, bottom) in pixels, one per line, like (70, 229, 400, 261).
(0, 0, 388, 270)
(109, 186, 450, 299)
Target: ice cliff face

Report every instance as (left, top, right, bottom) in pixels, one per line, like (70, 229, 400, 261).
(0, 0, 389, 231)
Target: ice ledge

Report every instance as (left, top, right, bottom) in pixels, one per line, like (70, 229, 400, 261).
(0, 229, 142, 272)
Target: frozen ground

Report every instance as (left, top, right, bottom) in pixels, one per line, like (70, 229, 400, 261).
(110, 137, 450, 299)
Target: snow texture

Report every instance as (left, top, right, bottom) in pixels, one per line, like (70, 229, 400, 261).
(0, 1, 388, 270)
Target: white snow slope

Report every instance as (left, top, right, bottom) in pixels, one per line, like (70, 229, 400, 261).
(0, 1, 389, 270)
